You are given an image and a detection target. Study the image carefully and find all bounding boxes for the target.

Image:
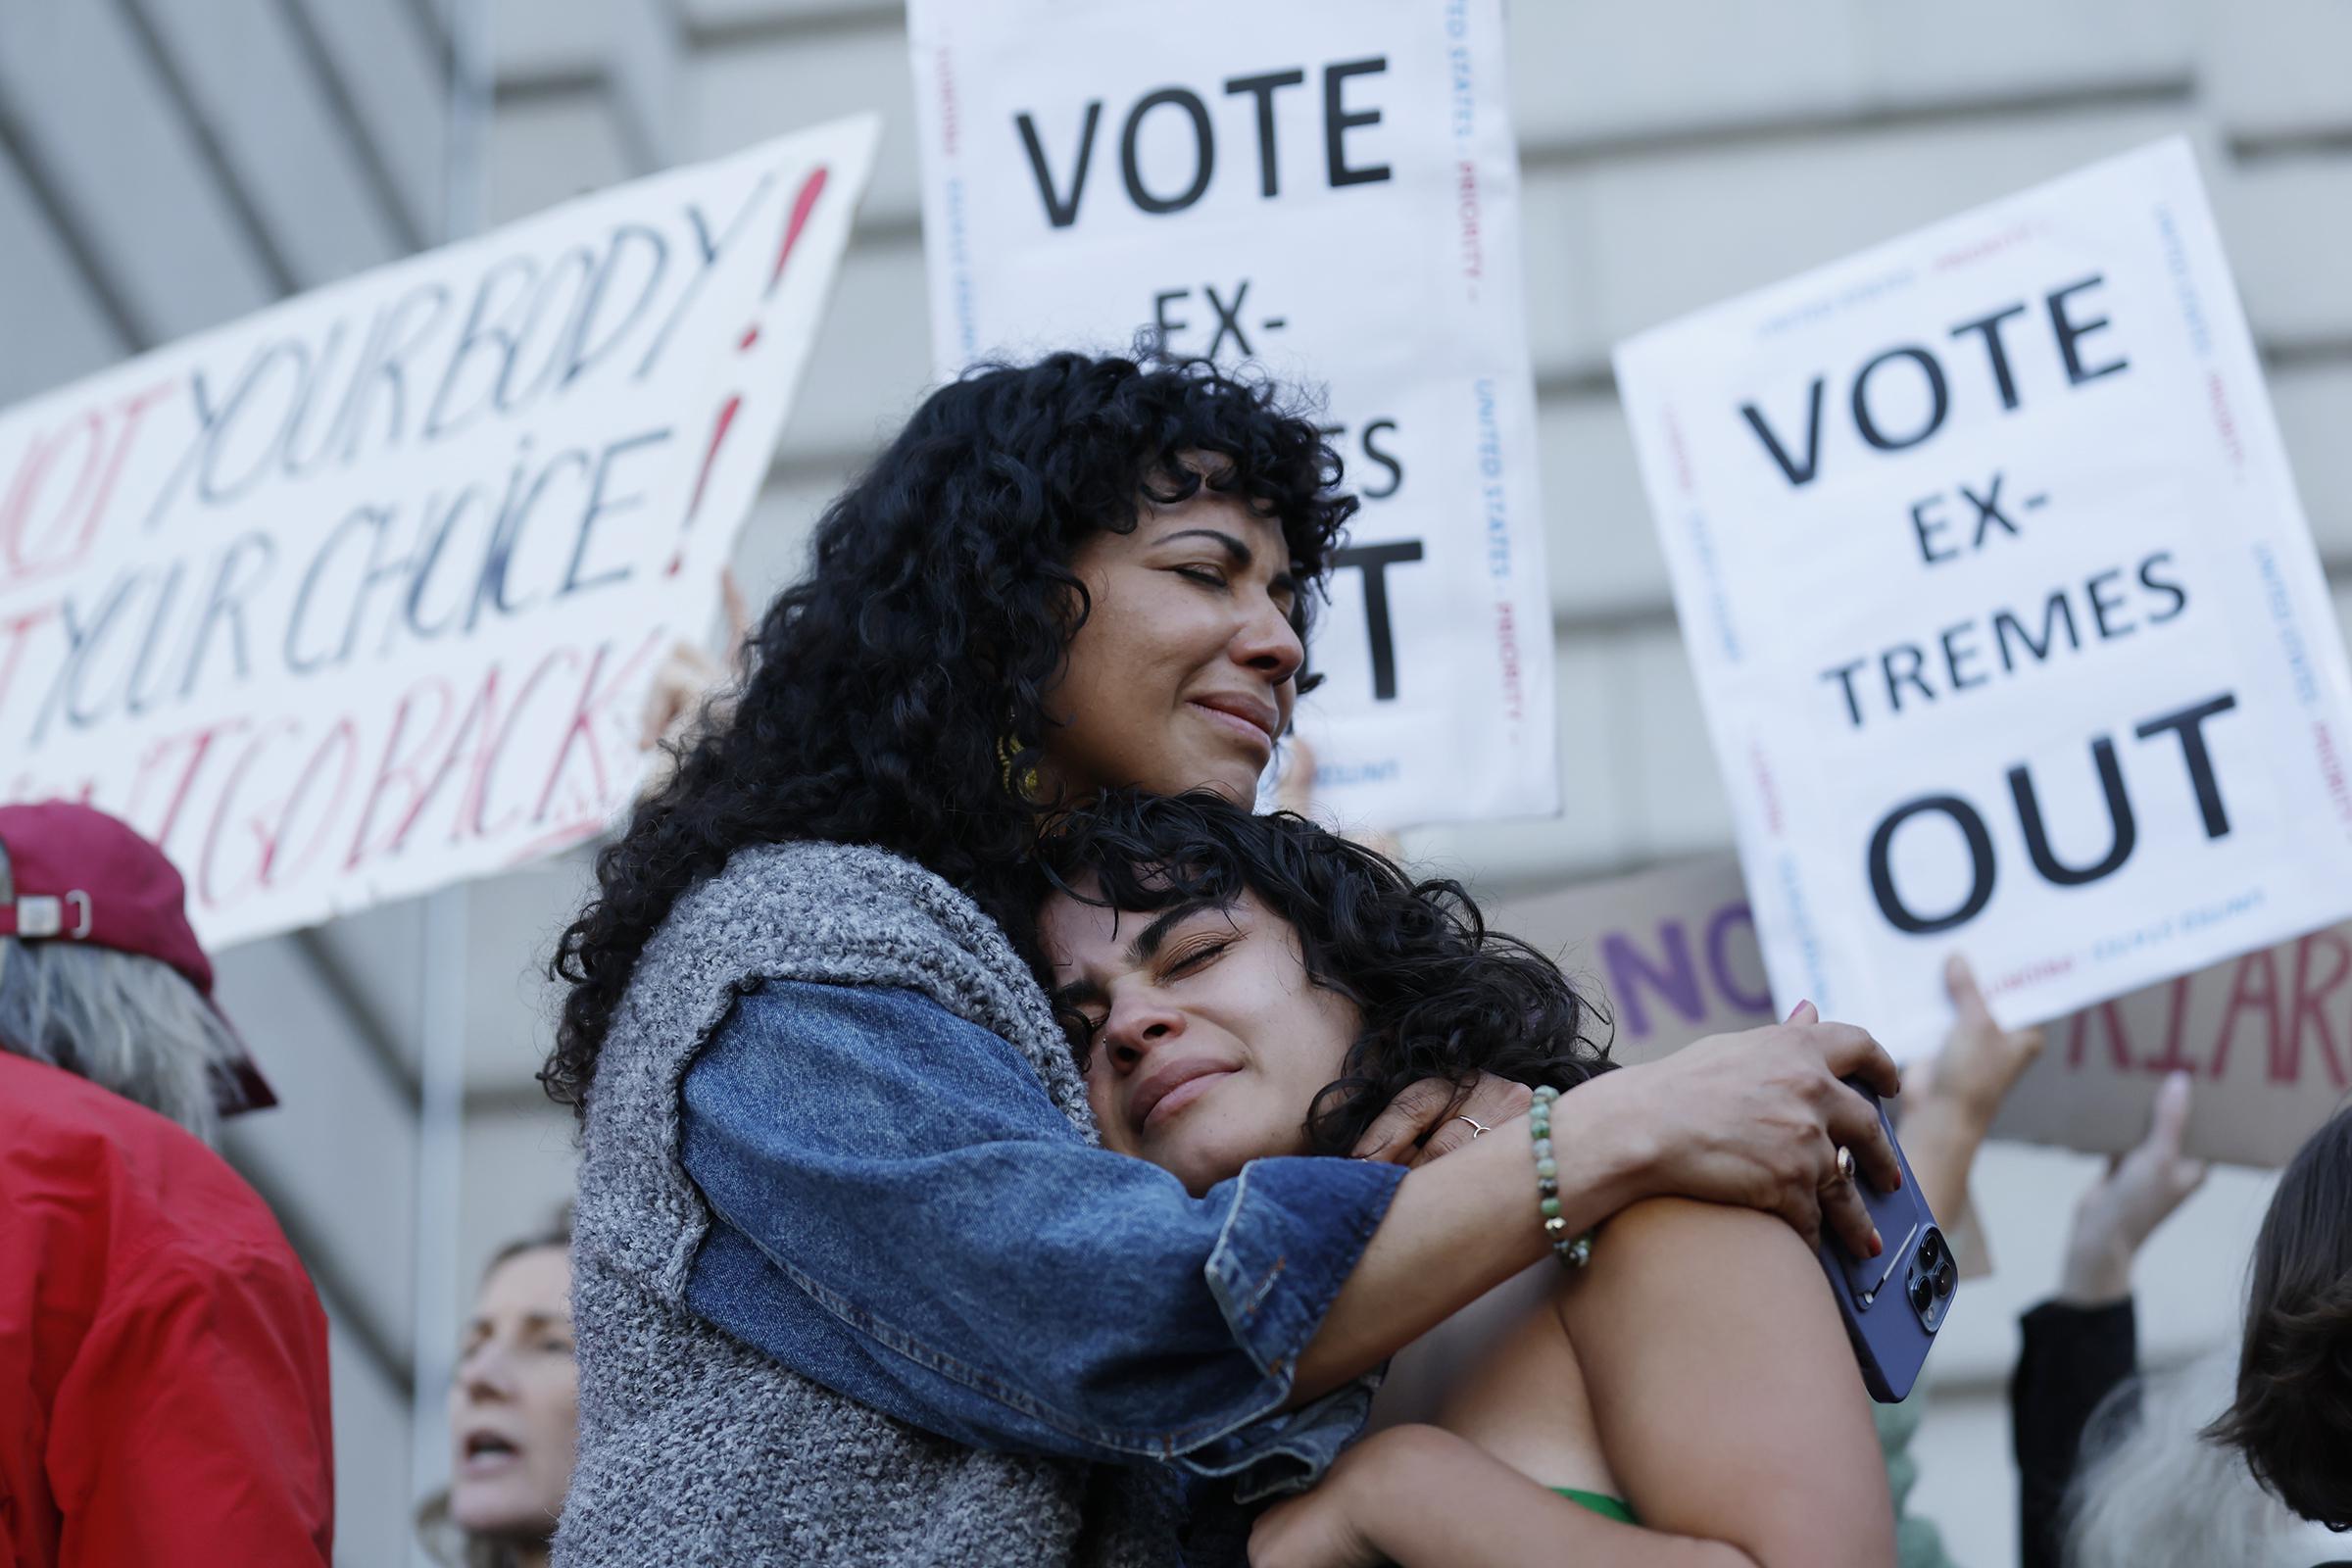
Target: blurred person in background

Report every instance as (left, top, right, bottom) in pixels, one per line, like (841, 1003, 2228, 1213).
(2013, 1070, 2210, 1568)
(418, 1216, 579, 1568)
(2199, 1100, 2352, 1538)
(1897, 960, 2349, 1568)
(0, 801, 333, 1567)
(2064, 1349, 2339, 1568)
(2058, 1096, 2351, 1567)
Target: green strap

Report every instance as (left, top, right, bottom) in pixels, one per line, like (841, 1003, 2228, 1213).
(1550, 1486, 1639, 1525)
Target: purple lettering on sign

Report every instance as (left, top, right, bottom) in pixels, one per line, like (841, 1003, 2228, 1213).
(1704, 902, 1772, 1011)
(1601, 922, 1704, 1039)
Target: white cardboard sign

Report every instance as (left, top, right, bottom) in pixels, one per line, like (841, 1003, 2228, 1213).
(1612, 139, 2352, 1054)
(0, 119, 879, 948)
(906, 0, 1556, 830)
(1494, 853, 2350, 1169)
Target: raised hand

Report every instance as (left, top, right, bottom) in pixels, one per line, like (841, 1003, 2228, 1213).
(2060, 1069, 2208, 1306)
(636, 569, 754, 795)
(1895, 953, 2046, 1224)
(1917, 954, 2045, 1131)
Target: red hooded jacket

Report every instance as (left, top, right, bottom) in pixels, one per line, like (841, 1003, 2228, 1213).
(0, 1054, 333, 1566)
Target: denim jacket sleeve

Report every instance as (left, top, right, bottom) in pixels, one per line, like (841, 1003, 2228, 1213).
(678, 979, 1406, 1498)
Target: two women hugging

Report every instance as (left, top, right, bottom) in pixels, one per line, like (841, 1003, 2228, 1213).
(543, 353, 1915, 1567)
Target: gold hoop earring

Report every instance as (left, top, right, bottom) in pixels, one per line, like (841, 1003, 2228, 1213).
(998, 733, 1040, 800)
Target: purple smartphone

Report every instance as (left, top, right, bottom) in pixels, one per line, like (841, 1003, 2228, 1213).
(1815, 1083, 1954, 1403)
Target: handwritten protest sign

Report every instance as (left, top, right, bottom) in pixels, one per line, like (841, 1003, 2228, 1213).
(1613, 139, 2352, 1054)
(1986, 934, 2352, 1167)
(0, 118, 879, 949)
(1492, 853, 2348, 1168)
(906, 0, 1555, 830)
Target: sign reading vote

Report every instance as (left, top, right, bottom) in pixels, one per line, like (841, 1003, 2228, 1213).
(1494, 854, 2350, 1168)
(906, 0, 1556, 830)
(1612, 139, 2352, 1052)
(0, 118, 878, 948)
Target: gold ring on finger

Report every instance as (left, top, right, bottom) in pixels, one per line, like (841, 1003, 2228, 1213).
(1834, 1145, 1856, 1183)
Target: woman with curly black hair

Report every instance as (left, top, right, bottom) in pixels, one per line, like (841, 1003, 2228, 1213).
(1038, 790, 1896, 1567)
(1039, 788, 1619, 1186)
(543, 353, 1906, 1568)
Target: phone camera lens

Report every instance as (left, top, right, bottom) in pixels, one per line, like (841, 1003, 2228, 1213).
(1918, 1231, 1943, 1267)
(1936, 1258, 1957, 1297)
(1909, 1274, 1934, 1312)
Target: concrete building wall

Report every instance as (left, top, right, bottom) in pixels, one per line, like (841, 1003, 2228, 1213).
(3, 3, 2346, 1562)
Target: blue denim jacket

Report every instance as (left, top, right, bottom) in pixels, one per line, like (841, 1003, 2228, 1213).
(678, 979, 1405, 1503)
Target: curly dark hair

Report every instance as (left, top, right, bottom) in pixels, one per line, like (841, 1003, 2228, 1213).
(1039, 789, 1613, 1156)
(2202, 1101, 2352, 1530)
(543, 354, 1355, 1115)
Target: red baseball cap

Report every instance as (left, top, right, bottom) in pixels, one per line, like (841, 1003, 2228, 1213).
(0, 801, 276, 1113)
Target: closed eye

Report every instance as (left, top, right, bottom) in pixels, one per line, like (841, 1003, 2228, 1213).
(1173, 564, 1228, 589)
(1055, 1004, 1106, 1066)
(1162, 938, 1232, 978)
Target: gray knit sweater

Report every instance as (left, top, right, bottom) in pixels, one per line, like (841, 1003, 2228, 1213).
(554, 841, 1185, 1567)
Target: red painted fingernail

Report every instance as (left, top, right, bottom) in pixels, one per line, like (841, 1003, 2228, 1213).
(1870, 1230, 1884, 1257)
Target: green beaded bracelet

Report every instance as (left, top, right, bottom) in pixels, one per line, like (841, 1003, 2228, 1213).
(1530, 1085, 1594, 1269)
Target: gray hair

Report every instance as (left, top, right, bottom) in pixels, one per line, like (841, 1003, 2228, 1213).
(2065, 1348, 2317, 1568)
(0, 936, 245, 1145)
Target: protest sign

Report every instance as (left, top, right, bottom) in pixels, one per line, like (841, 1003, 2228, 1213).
(1492, 853, 2348, 1168)
(1985, 934, 2352, 1167)
(906, 0, 1555, 830)
(1490, 856, 1776, 1068)
(1612, 138, 2352, 1054)
(0, 117, 879, 949)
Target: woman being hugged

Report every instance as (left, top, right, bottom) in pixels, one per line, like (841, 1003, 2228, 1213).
(544, 354, 1903, 1567)
(1038, 790, 1895, 1568)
